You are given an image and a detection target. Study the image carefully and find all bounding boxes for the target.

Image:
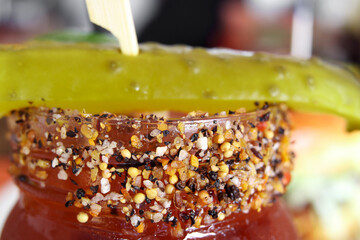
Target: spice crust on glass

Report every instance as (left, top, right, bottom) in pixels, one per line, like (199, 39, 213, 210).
(7, 103, 293, 237)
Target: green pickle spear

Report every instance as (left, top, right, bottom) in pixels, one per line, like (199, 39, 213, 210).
(0, 38, 359, 129)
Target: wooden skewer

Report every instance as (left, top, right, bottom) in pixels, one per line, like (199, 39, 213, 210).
(86, 0, 139, 56)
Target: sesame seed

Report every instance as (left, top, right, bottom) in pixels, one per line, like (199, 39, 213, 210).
(219, 163, 229, 174)
(199, 190, 210, 200)
(145, 188, 158, 200)
(121, 149, 131, 159)
(220, 142, 231, 152)
(134, 193, 146, 204)
(51, 158, 59, 168)
(224, 150, 234, 158)
(91, 167, 98, 182)
(213, 134, 225, 144)
(128, 167, 140, 178)
(217, 212, 225, 221)
(157, 122, 168, 131)
(77, 212, 89, 223)
(99, 162, 108, 171)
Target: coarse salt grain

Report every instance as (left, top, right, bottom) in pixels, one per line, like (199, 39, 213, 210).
(152, 213, 163, 223)
(57, 169, 68, 180)
(59, 153, 71, 164)
(130, 215, 142, 227)
(55, 145, 65, 156)
(162, 199, 171, 209)
(102, 155, 109, 164)
(60, 126, 67, 139)
(97, 140, 117, 156)
(91, 193, 104, 203)
(86, 161, 94, 169)
(52, 113, 61, 120)
(143, 180, 153, 189)
(178, 150, 189, 161)
(231, 177, 241, 187)
(156, 146, 167, 157)
(150, 202, 163, 212)
(51, 158, 59, 168)
(225, 120, 231, 130)
(90, 203, 102, 216)
(100, 178, 111, 194)
(81, 198, 91, 207)
(150, 129, 161, 137)
(103, 192, 123, 201)
(156, 188, 166, 198)
(196, 137, 208, 150)
(203, 214, 214, 225)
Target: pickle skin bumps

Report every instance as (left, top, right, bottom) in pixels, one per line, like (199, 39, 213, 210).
(0, 42, 359, 129)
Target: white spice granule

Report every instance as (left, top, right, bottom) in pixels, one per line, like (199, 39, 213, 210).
(100, 178, 111, 194)
(57, 168, 68, 180)
(156, 146, 167, 156)
(196, 137, 208, 150)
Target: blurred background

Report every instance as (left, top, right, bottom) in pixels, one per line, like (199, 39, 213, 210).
(0, 0, 360, 239)
(1, 0, 360, 60)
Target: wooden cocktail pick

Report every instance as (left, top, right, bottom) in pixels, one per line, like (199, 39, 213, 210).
(86, 0, 139, 56)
